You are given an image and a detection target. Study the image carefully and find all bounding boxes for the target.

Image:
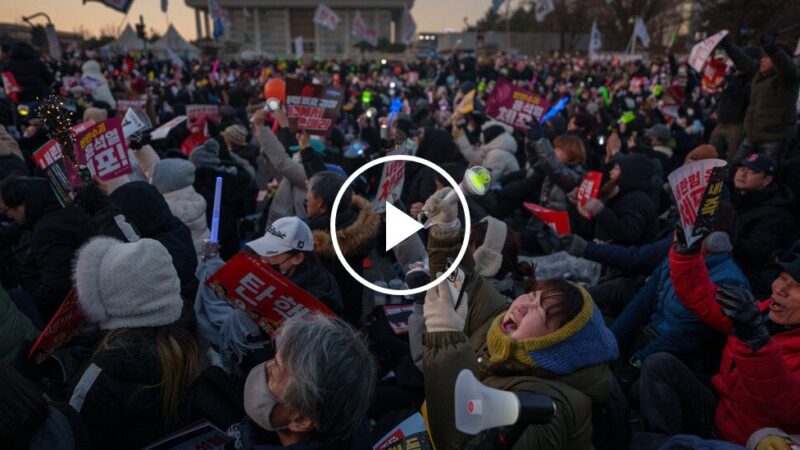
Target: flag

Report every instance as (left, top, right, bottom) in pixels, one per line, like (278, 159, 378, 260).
(82, 0, 133, 14)
(160, 0, 167, 13)
(352, 11, 379, 47)
(535, 0, 555, 22)
(634, 16, 650, 48)
(589, 20, 602, 53)
(293, 36, 304, 58)
(208, 0, 229, 40)
(44, 24, 62, 60)
(402, 7, 417, 46)
(490, 0, 505, 14)
(243, 7, 251, 18)
(313, 4, 341, 32)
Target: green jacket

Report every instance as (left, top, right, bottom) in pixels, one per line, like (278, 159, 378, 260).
(423, 228, 613, 450)
(0, 287, 39, 363)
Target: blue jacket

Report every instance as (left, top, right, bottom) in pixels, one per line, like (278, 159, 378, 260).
(611, 252, 748, 360)
(584, 235, 672, 275)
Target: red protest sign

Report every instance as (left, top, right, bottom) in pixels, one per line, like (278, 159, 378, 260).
(205, 252, 334, 336)
(1, 71, 22, 103)
(668, 159, 727, 247)
(186, 104, 220, 127)
(28, 288, 85, 363)
(75, 118, 133, 181)
(701, 58, 726, 94)
(524, 202, 571, 236)
(285, 79, 344, 135)
(485, 78, 550, 131)
(576, 171, 603, 206)
(32, 140, 84, 207)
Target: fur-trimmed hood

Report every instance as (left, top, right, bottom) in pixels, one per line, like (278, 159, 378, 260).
(310, 195, 381, 259)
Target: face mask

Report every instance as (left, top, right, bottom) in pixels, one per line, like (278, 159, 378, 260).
(244, 362, 289, 431)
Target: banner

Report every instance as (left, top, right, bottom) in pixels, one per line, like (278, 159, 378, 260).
(490, 0, 505, 14)
(116, 99, 146, 115)
(373, 412, 433, 450)
(27, 289, 85, 363)
(576, 171, 603, 206)
(205, 252, 334, 336)
(633, 17, 650, 48)
(688, 29, 729, 73)
(75, 118, 133, 181)
(535, 0, 555, 22)
(82, 0, 133, 13)
(285, 79, 344, 135)
(144, 420, 232, 450)
(484, 78, 549, 131)
(668, 159, 727, 247)
(121, 107, 151, 138)
(383, 304, 415, 335)
(523, 202, 570, 235)
(186, 104, 220, 126)
(150, 115, 187, 140)
(313, 4, 341, 31)
(353, 11, 379, 47)
(32, 140, 83, 207)
(402, 8, 417, 46)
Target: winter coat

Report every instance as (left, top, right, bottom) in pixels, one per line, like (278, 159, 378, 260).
(717, 72, 751, 125)
(15, 178, 95, 321)
(670, 250, 800, 445)
(308, 195, 381, 326)
(28, 404, 89, 450)
(228, 418, 371, 450)
(732, 182, 799, 282)
(0, 286, 38, 363)
(79, 60, 116, 109)
(533, 138, 586, 211)
(0, 42, 53, 103)
(164, 187, 210, 255)
(592, 154, 658, 246)
(611, 252, 749, 361)
(402, 127, 459, 206)
(69, 327, 194, 450)
(110, 182, 198, 301)
(584, 235, 672, 276)
(423, 228, 616, 450)
(455, 125, 519, 179)
(0, 126, 28, 179)
(726, 44, 799, 143)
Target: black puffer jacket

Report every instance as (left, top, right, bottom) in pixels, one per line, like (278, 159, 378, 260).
(717, 71, 751, 125)
(402, 128, 458, 206)
(290, 258, 343, 317)
(15, 178, 95, 321)
(0, 42, 54, 103)
(110, 182, 198, 302)
(592, 154, 658, 246)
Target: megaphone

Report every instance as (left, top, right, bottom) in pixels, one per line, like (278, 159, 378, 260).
(264, 98, 281, 113)
(455, 369, 555, 435)
(443, 166, 492, 205)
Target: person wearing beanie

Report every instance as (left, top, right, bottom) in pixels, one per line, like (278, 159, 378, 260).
(69, 237, 198, 450)
(222, 124, 259, 170)
(452, 119, 519, 180)
(82, 107, 108, 124)
(419, 189, 618, 450)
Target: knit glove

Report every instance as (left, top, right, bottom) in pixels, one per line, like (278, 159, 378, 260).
(422, 187, 460, 229)
(756, 436, 792, 450)
(423, 278, 468, 333)
(560, 234, 588, 257)
(715, 284, 770, 352)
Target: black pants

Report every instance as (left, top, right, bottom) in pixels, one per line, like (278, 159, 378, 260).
(638, 352, 717, 438)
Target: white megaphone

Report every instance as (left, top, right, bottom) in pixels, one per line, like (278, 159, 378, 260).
(443, 166, 492, 205)
(455, 369, 556, 435)
(264, 97, 281, 113)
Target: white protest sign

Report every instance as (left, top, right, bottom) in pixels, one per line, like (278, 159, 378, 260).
(313, 4, 341, 31)
(689, 30, 729, 73)
(373, 145, 414, 213)
(121, 108, 149, 138)
(150, 115, 187, 140)
(668, 159, 727, 247)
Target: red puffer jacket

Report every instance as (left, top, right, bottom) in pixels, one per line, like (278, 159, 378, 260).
(669, 249, 800, 445)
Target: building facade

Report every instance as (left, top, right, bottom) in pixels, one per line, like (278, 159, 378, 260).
(184, 0, 413, 56)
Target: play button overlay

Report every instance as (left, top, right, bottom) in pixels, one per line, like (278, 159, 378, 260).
(384, 202, 424, 252)
(330, 155, 471, 297)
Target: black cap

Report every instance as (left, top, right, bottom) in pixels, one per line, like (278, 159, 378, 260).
(768, 253, 800, 282)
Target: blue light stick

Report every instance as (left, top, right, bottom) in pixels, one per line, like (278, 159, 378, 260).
(210, 176, 223, 243)
(540, 97, 570, 125)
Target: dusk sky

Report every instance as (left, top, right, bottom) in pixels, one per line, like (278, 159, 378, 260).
(2, 0, 501, 40)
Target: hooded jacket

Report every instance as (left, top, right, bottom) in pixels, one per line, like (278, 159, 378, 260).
(402, 127, 459, 205)
(308, 195, 381, 326)
(455, 121, 520, 179)
(533, 138, 587, 211)
(0, 126, 28, 179)
(0, 42, 53, 103)
(15, 178, 95, 321)
(80, 60, 116, 109)
(289, 258, 343, 317)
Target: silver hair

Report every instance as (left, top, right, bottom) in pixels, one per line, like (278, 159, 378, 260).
(275, 313, 376, 438)
(308, 171, 351, 213)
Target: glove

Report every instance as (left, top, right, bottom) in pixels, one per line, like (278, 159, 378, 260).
(672, 224, 703, 255)
(423, 278, 468, 332)
(715, 284, 770, 352)
(582, 198, 605, 217)
(422, 187, 459, 229)
(560, 234, 588, 257)
(756, 435, 792, 450)
(200, 239, 220, 262)
(526, 117, 544, 143)
(760, 29, 778, 55)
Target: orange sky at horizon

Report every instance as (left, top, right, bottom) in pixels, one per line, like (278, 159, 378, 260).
(1, 0, 501, 41)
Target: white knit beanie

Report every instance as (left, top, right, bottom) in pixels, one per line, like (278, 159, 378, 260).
(473, 217, 508, 277)
(73, 237, 183, 330)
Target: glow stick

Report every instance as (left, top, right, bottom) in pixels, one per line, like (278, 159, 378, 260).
(210, 176, 223, 243)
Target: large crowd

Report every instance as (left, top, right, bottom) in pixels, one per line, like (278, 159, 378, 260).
(0, 28, 799, 450)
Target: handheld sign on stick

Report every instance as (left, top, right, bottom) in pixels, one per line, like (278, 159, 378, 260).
(210, 176, 223, 243)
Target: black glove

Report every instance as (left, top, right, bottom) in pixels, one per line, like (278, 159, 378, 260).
(760, 29, 778, 55)
(526, 117, 544, 143)
(673, 223, 705, 255)
(560, 234, 588, 257)
(715, 284, 770, 352)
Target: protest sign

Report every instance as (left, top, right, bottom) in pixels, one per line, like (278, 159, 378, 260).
(373, 412, 433, 450)
(701, 58, 727, 94)
(374, 145, 413, 213)
(689, 30, 729, 73)
(186, 104, 220, 126)
(143, 420, 232, 450)
(27, 289, 85, 363)
(313, 4, 341, 31)
(116, 99, 146, 115)
(1, 71, 22, 103)
(383, 304, 415, 335)
(150, 115, 187, 140)
(121, 107, 151, 138)
(75, 118, 133, 181)
(352, 11, 379, 47)
(668, 159, 727, 247)
(576, 171, 603, 206)
(32, 140, 83, 206)
(523, 202, 571, 235)
(692, 165, 727, 239)
(485, 78, 550, 131)
(285, 79, 344, 135)
(205, 252, 334, 336)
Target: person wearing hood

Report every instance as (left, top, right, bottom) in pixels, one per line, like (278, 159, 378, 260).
(305, 171, 380, 327)
(453, 119, 520, 180)
(578, 153, 659, 246)
(71, 60, 116, 110)
(68, 237, 199, 450)
(110, 181, 199, 303)
(0, 176, 95, 321)
(467, 216, 522, 298)
(402, 126, 458, 207)
(420, 188, 619, 449)
(246, 217, 343, 316)
(643, 123, 674, 174)
(0, 42, 53, 103)
(530, 132, 588, 212)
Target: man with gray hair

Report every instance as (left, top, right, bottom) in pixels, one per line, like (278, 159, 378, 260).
(233, 313, 376, 449)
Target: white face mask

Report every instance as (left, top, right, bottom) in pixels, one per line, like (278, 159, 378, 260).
(244, 362, 289, 431)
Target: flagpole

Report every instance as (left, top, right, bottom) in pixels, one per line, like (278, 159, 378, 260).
(505, 0, 511, 53)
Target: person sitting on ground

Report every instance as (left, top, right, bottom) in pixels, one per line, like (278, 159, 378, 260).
(453, 118, 520, 180)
